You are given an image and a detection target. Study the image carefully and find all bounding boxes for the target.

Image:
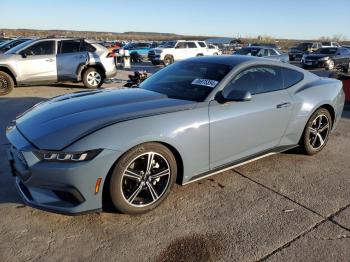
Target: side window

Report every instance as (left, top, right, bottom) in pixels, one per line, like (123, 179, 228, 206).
(282, 68, 304, 88)
(340, 48, 350, 55)
(60, 40, 81, 54)
(176, 42, 187, 49)
(23, 41, 55, 56)
(187, 42, 197, 48)
(269, 49, 278, 56)
(257, 49, 268, 57)
(80, 41, 96, 52)
(209, 45, 215, 49)
(198, 42, 206, 48)
(225, 66, 283, 95)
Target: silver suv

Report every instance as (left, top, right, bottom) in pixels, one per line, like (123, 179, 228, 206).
(0, 38, 117, 95)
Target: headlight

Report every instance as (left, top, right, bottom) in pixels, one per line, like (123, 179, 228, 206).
(33, 149, 102, 162)
(6, 120, 16, 134)
(319, 56, 329, 61)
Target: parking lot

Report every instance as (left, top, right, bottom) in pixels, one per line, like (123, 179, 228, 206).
(0, 62, 350, 262)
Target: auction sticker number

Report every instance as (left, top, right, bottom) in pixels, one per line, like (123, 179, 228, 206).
(191, 79, 219, 88)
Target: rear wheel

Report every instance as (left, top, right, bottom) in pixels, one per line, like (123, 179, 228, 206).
(0, 71, 14, 96)
(82, 67, 104, 89)
(301, 108, 332, 155)
(110, 143, 177, 214)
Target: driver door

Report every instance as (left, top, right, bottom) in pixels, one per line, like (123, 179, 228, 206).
(174, 42, 188, 61)
(209, 66, 293, 169)
(16, 40, 57, 83)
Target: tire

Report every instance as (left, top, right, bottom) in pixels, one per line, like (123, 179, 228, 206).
(213, 53, 218, 56)
(196, 53, 204, 56)
(342, 62, 349, 73)
(0, 71, 14, 96)
(300, 108, 332, 155)
(109, 142, 177, 214)
(163, 55, 174, 66)
(82, 67, 104, 89)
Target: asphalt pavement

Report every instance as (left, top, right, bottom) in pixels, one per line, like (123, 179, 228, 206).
(0, 63, 349, 262)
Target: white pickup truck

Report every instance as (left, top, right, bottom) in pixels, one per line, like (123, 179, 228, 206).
(148, 40, 220, 66)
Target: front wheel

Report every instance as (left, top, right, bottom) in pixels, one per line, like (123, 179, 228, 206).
(300, 108, 332, 155)
(109, 143, 177, 214)
(82, 67, 104, 89)
(0, 71, 14, 96)
(163, 55, 174, 66)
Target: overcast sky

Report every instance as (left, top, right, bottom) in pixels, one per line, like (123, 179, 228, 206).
(2, 0, 349, 40)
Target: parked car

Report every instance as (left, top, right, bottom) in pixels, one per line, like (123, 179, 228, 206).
(233, 46, 289, 62)
(6, 55, 345, 215)
(0, 38, 117, 95)
(0, 38, 32, 54)
(123, 42, 155, 62)
(288, 42, 322, 61)
(301, 47, 350, 72)
(321, 42, 340, 48)
(248, 43, 281, 49)
(148, 40, 210, 66)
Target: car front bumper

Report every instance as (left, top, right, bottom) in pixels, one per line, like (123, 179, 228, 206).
(301, 59, 327, 68)
(7, 127, 121, 215)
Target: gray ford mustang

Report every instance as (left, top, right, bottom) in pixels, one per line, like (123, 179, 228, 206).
(6, 56, 345, 215)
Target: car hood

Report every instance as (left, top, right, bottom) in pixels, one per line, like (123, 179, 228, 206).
(15, 88, 195, 150)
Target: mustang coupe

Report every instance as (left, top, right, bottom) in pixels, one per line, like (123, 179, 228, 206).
(6, 56, 345, 215)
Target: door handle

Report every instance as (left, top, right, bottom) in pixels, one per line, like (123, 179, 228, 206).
(46, 58, 55, 62)
(276, 102, 291, 109)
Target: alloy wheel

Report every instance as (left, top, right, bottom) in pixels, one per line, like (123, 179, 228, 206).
(121, 152, 171, 207)
(308, 114, 330, 150)
(0, 76, 8, 91)
(86, 71, 102, 87)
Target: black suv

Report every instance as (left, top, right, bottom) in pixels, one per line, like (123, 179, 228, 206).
(288, 42, 322, 61)
(301, 47, 350, 72)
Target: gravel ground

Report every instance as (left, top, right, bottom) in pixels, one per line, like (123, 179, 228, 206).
(0, 63, 349, 262)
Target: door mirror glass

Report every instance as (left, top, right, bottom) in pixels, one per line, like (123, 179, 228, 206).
(216, 90, 252, 103)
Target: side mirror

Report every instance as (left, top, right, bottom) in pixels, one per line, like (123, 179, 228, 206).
(19, 51, 27, 58)
(215, 90, 252, 104)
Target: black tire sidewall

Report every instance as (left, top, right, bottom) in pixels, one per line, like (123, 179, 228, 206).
(0, 71, 14, 96)
(110, 143, 177, 214)
(302, 108, 332, 155)
(82, 67, 104, 89)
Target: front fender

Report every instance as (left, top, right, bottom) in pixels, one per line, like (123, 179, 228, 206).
(66, 104, 210, 184)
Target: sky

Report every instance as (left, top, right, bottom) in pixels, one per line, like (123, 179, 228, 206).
(1, 0, 350, 40)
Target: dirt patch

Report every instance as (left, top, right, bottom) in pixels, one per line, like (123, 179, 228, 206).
(155, 233, 222, 262)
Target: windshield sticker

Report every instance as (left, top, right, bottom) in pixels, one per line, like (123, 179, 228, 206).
(191, 79, 219, 88)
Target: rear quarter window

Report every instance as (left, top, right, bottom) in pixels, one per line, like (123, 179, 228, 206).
(282, 68, 304, 88)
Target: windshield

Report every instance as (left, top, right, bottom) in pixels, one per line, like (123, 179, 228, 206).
(315, 48, 337, 54)
(322, 42, 331, 46)
(234, 47, 260, 56)
(4, 39, 35, 54)
(140, 61, 232, 102)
